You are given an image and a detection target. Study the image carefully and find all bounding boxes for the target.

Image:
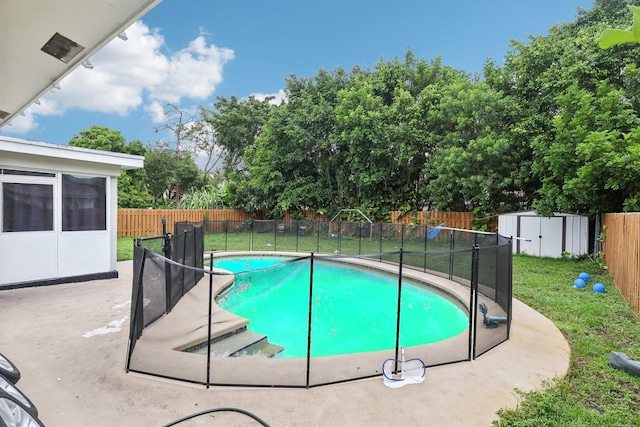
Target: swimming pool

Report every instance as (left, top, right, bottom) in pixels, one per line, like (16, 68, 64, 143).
(212, 256, 469, 358)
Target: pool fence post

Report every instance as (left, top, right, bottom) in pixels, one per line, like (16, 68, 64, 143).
(206, 253, 214, 388)
(126, 243, 146, 372)
(162, 217, 173, 314)
(469, 245, 480, 360)
(506, 238, 513, 339)
(305, 253, 315, 388)
(393, 248, 404, 374)
(378, 224, 383, 262)
(224, 220, 229, 251)
(423, 224, 428, 272)
(180, 225, 187, 296)
(250, 219, 254, 251)
(448, 229, 454, 280)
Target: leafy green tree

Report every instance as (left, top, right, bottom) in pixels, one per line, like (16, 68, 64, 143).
(534, 82, 640, 215)
(144, 143, 177, 207)
(69, 125, 128, 152)
(422, 79, 528, 212)
(175, 157, 203, 195)
(117, 171, 153, 208)
(332, 54, 456, 217)
(68, 125, 152, 208)
(333, 77, 390, 214)
(195, 1, 640, 219)
(240, 69, 348, 217)
(200, 95, 275, 175)
(143, 142, 203, 208)
(484, 1, 640, 216)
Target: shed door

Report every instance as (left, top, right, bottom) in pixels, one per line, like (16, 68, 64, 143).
(518, 216, 565, 258)
(539, 217, 564, 258)
(518, 216, 541, 256)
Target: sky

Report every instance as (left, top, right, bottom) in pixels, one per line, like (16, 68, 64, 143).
(2, 0, 595, 148)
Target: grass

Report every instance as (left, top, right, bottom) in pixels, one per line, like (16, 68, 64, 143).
(117, 236, 138, 261)
(496, 255, 640, 426)
(116, 235, 640, 425)
(117, 231, 456, 262)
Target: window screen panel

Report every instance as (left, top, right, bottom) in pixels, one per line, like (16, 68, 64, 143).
(62, 175, 106, 231)
(2, 183, 54, 232)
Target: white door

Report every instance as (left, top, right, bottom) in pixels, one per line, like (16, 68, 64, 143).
(539, 217, 564, 258)
(518, 216, 541, 256)
(0, 176, 58, 285)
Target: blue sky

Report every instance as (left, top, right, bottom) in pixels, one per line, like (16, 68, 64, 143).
(2, 0, 594, 147)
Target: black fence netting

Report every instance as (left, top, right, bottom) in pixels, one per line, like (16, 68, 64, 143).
(126, 220, 513, 388)
(474, 241, 512, 358)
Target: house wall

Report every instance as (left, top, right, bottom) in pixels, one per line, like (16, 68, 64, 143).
(0, 138, 141, 288)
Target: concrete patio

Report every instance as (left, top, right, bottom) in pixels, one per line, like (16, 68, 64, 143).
(0, 260, 570, 426)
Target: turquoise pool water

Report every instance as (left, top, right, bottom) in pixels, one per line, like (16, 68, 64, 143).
(213, 256, 468, 358)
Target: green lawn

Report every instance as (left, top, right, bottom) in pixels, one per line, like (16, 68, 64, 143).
(496, 255, 640, 426)
(117, 236, 640, 425)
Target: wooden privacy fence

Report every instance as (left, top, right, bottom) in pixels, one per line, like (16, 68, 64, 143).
(391, 211, 480, 230)
(117, 209, 264, 237)
(602, 213, 640, 312)
(117, 209, 483, 237)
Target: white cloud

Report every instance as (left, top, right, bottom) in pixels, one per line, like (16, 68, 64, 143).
(3, 112, 36, 134)
(6, 98, 63, 133)
(144, 100, 168, 124)
(249, 89, 288, 105)
(9, 21, 234, 133)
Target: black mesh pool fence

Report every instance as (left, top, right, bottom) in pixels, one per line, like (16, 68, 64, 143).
(126, 221, 512, 387)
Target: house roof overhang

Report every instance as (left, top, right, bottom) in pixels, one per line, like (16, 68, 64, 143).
(0, 135, 144, 173)
(0, 0, 163, 129)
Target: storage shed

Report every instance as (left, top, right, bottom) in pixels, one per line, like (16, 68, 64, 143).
(498, 211, 591, 258)
(0, 136, 144, 288)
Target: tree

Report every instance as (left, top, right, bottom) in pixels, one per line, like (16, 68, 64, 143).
(183, 108, 220, 180)
(142, 142, 202, 208)
(239, 69, 348, 217)
(485, 1, 640, 216)
(200, 95, 275, 175)
(422, 79, 528, 213)
(175, 157, 202, 195)
(144, 143, 177, 207)
(68, 125, 152, 208)
(533, 82, 640, 216)
(153, 103, 207, 206)
(69, 125, 127, 152)
(332, 54, 462, 217)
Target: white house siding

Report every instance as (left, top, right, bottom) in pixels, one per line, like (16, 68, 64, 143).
(0, 137, 143, 288)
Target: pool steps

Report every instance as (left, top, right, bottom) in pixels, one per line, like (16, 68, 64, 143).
(187, 328, 284, 358)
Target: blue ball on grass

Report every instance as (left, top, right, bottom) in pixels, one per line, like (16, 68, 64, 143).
(593, 283, 606, 293)
(579, 272, 591, 281)
(573, 278, 586, 289)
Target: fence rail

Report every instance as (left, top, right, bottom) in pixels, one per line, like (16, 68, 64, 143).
(117, 209, 485, 237)
(603, 213, 640, 312)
